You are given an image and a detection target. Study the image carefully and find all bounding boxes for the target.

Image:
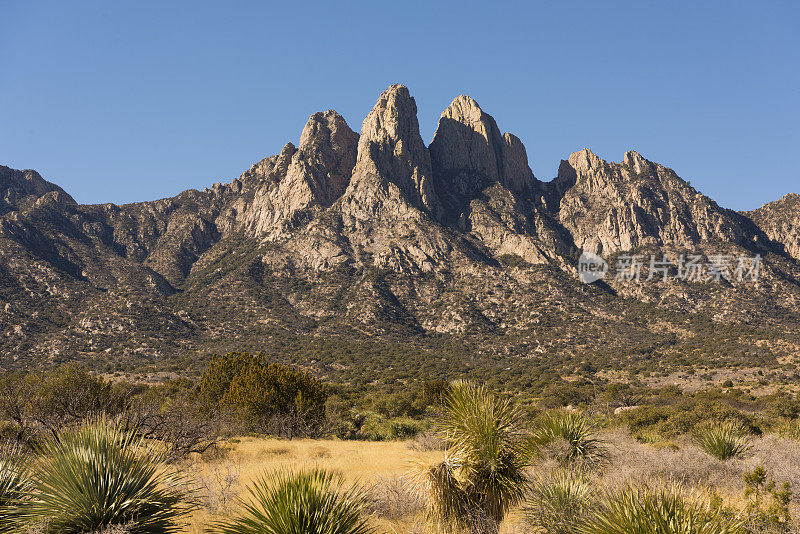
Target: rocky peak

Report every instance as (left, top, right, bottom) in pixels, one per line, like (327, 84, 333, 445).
(430, 95, 504, 183)
(623, 150, 654, 174)
(0, 166, 75, 214)
(429, 95, 537, 202)
(295, 110, 358, 206)
(555, 149, 754, 254)
(746, 192, 800, 261)
(299, 111, 358, 161)
(567, 148, 604, 173)
(350, 84, 441, 217)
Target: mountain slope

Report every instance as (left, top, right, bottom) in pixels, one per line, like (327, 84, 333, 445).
(1, 85, 798, 383)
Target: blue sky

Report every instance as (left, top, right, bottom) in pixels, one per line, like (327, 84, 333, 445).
(1, 1, 798, 210)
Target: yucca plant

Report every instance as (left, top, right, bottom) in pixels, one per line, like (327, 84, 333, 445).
(409, 380, 532, 534)
(525, 470, 595, 534)
(24, 419, 191, 534)
(532, 410, 607, 467)
(693, 421, 751, 461)
(580, 484, 744, 534)
(0, 455, 27, 533)
(212, 468, 373, 534)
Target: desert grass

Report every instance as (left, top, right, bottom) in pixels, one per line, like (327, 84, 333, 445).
(182, 438, 443, 534)
(182, 430, 800, 533)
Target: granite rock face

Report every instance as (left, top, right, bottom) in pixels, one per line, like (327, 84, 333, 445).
(553, 149, 761, 255)
(0, 85, 798, 368)
(348, 84, 441, 218)
(430, 95, 538, 211)
(747, 193, 800, 261)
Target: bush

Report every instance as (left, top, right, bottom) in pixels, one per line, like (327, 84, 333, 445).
(200, 352, 327, 435)
(693, 421, 751, 461)
(525, 470, 595, 534)
(212, 468, 373, 534)
(581, 484, 744, 534)
(742, 466, 792, 533)
(777, 419, 800, 441)
(389, 417, 425, 439)
(24, 419, 191, 534)
(533, 410, 607, 467)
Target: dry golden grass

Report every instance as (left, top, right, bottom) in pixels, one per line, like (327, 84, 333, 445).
(181, 437, 444, 533)
(179, 432, 800, 533)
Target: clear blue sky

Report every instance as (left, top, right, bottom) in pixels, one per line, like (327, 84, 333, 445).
(2, 1, 798, 210)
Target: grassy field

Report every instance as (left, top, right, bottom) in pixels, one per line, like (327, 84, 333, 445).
(182, 437, 445, 533)
(180, 430, 800, 533)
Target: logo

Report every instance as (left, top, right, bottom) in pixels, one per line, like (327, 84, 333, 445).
(578, 252, 608, 284)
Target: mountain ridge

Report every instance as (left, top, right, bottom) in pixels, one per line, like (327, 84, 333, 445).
(1, 84, 799, 381)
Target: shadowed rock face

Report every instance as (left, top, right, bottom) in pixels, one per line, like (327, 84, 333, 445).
(430, 95, 538, 214)
(348, 84, 441, 218)
(0, 166, 75, 215)
(0, 84, 798, 368)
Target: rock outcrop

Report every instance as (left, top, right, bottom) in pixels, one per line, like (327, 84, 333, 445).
(0, 166, 75, 215)
(430, 95, 537, 214)
(347, 84, 441, 218)
(747, 193, 800, 261)
(552, 149, 760, 255)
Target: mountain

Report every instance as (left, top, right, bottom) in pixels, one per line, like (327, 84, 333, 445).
(1, 85, 799, 386)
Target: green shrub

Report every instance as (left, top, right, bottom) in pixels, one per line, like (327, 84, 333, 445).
(388, 417, 424, 439)
(742, 466, 792, 533)
(213, 468, 373, 534)
(199, 352, 327, 433)
(581, 484, 743, 534)
(24, 419, 190, 533)
(693, 421, 751, 461)
(525, 470, 595, 534)
(533, 410, 607, 467)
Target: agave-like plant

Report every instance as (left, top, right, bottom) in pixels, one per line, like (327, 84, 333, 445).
(409, 380, 532, 534)
(532, 410, 607, 467)
(693, 421, 751, 461)
(580, 484, 744, 534)
(213, 468, 373, 534)
(525, 470, 595, 534)
(24, 419, 191, 534)
(0, 455, 27, 533)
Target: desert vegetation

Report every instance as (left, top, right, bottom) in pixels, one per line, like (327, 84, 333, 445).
(0, 353, 799, 532)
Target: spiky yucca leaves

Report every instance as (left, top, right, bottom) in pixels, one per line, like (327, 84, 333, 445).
(25, 419, 190, 534)
(0, 455, 27, 533)
(532, 410, 607, 467)
(409, 380, 532, 534)
(693, 421, 751, 461)
(525, 470, 595, 534)
(580, 484, 744, 534)
(213, 468, 373, 534)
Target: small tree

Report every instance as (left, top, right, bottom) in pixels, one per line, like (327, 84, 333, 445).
(200, 352, 327, 436)
(409, 380, 532, 534)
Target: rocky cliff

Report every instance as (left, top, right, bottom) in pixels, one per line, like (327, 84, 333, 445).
(1, 85, 798, 379)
